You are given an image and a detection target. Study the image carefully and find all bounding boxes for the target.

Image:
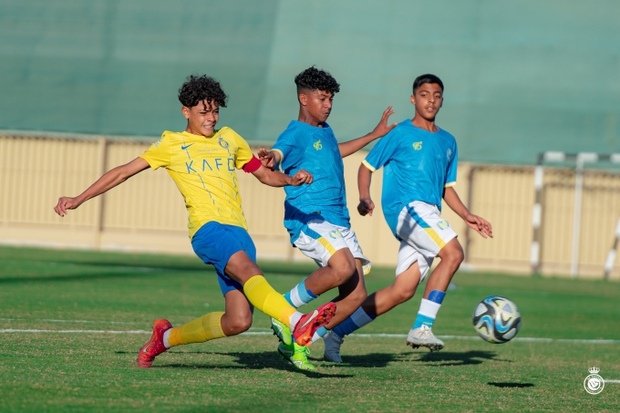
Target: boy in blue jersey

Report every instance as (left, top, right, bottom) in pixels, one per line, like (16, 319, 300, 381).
(258, 66, 396, 370)
(323, 74, 493, 362)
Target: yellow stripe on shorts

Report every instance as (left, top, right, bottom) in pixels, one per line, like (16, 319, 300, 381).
(317, 237, 337, 256)
(424, 228, 446, 249)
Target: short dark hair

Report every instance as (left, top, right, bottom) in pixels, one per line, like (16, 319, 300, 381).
(178, 75, 228, 108)
(294, 66, 340, 94)
(413, 74, 444, 94)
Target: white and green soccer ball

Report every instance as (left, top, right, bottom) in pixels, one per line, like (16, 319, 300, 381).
(472, 296, 521, 344)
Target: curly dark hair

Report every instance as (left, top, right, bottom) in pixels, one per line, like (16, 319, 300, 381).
(294, 66, 340, 94)
(178, 75, 228, 108)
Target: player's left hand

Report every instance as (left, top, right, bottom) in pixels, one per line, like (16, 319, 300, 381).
(464, 214, 493, 238)
(371, 105, 398, 137)
(290, 169, 313, 186)
(357, 197, 375, 216)
(54, 196, 81, 217)
(257, 148, 276, 169)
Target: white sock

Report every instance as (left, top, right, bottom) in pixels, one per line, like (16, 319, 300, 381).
(419, 298, 441, 319)
(289, 312, 302, 330)
(163, 329, 172, 348)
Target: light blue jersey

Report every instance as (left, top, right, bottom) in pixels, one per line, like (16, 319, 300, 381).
(362, 119, 458, 236)
(272, 121, 350, 242)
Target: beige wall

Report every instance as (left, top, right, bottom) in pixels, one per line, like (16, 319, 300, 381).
(1, 132, 619, 280)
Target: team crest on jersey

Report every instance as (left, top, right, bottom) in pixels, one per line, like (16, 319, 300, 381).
(412, 141, 423, 150)
(437, 220, 449, 230)
(313, 140, 323, 151)
(218, 136, 229, 149)
(329, 229, 343, 239)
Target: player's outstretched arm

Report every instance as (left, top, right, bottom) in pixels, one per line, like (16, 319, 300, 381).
(443, 187, 493, 238)
(339, 105, 397, 158)
(251, 165, 313, 188)
(256, 148, 281, 170)
(357, 163, 375, 216)
(54, 157, 150, 217)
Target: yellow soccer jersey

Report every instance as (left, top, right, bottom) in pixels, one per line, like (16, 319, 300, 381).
(140, 128, 258, 238)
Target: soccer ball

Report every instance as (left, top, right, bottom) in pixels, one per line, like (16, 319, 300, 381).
(472, 296, 521, 344)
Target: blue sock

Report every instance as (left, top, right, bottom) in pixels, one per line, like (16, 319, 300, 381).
(428, 290, 446, 304)
(412, 314, 435, 329)
(310, 326, 330, 344)
(332, 307, 376, 337)
(332, 318, 358, 337)
(283, 280, 317, 308)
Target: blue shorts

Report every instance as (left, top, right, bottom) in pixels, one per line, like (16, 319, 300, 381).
(191, 221, 257, 296)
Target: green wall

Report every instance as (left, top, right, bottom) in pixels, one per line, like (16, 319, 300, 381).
(1, 0, 619, 164)
(0, 0, 279, 140)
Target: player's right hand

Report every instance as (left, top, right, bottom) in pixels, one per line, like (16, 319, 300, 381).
(290, 169, 313, 186)
(54, 196, 80, 217)
(357, 198, 375, 216)
(371, 105, 397, 137)
(257, 148, 275, 169)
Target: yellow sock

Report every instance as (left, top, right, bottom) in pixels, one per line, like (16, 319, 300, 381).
(167, 312, 226, 347)
(243, 275, 296, 327)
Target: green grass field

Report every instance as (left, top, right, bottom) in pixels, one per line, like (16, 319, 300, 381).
(1, 245, 618, 412)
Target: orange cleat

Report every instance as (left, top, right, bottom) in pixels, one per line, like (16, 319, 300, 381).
(292, 302, 336, 347)
(137, 319, 172, 368)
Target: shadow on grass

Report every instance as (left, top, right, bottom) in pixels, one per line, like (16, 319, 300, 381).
(406, 350, 506, 366)
(488, 382, 534, 388)
(117, 350, 353, 378)
(312, 350, 504, 368)
(314, 352, 399, 368)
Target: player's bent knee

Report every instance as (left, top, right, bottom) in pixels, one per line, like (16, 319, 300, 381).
(445, 251, 464, 269)
(394, 287, 416, 304)
(331, 261, 357, 285)
(440, 242, 464, 270)
(322, 266, 353, 287)
(448, 249, 464, 269)
(348, 285, 367, 306)
(224, 315, 252, 336)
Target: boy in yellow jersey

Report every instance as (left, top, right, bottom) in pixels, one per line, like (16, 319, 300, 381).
(54, 75, 336, 368)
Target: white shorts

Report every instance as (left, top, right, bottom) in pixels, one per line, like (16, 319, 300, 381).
(395, 201, 458, 282)
(294, 219, 371, 275)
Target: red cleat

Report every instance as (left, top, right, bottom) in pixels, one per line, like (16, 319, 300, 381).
(293, 302, 336, 347)
(137, 319, 172, 368)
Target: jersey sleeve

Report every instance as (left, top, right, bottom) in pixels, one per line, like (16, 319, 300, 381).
(445, 140, 458, 187)
(226, 128, 256, 170)
(362, 128, 399, 172)
(139, 132, 172, 170)
(272, 130, 302, 173)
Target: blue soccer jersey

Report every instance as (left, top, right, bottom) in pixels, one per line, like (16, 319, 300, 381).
(272, 121, 350, 242)
(362, 119, 458, 235)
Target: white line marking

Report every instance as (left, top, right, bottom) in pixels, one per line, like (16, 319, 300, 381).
(604, 380, 620, 383)
(1, 328, 619, 344)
